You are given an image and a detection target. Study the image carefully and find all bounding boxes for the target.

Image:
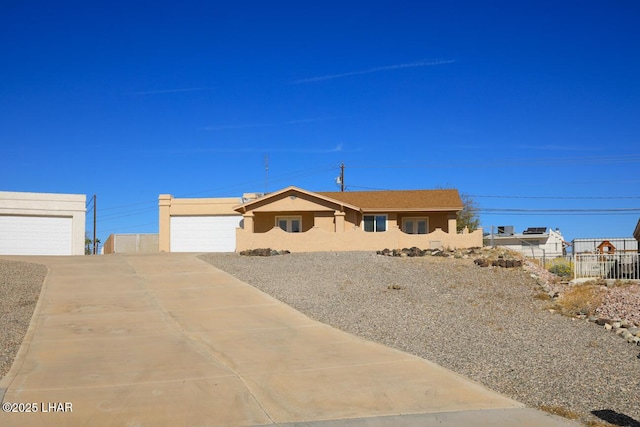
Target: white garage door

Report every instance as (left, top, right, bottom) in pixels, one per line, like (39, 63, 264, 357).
(0, 215, 73, 255)
(170, 216, 241, 252)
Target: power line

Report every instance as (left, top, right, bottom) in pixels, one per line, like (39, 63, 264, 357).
(480, 208, 640, 213)
(346, 185, 392, 191)
(346, 184, 640, 216)
(175, 164, 339, 198)
(480, 211, 640, 216)
(348, 154, 640, 169)
(99, 207, 158, 222)
(470, 194, 640, 200)
(91, 164, 340, 224)
(99, 200, 157, 212)
(107, 222, 158, 232)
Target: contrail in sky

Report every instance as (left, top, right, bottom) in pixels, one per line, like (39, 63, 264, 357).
(133, 87, 214, 95)
(292, 59, 455, 84)
(204, 116, 350, 131)
(141, 144, 345, 156)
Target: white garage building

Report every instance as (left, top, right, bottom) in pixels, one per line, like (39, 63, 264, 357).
(0, 191, 86, 256)
(158, 194, 243, 253)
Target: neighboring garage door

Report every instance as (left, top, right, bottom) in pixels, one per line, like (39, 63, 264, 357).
(170, 215, 241, 252)
(0, 215, 73, 255)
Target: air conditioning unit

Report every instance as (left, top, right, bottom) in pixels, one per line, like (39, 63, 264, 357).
(497, 226, 514, 236)
(241, 192, 265, 203)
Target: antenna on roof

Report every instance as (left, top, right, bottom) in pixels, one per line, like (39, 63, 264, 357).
(264, 155, 269, 193)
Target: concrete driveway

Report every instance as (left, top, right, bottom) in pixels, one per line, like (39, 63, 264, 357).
(0, 253, 578, 426)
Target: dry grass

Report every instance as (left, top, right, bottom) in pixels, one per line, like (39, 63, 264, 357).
(538, 405, 618, 426)
(538, 405, 581, 420)
(553, 283, 604, 316)
(534, 291, 552, 301)
(585, 422, 616, 427)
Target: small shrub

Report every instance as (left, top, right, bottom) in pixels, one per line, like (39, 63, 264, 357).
(534, 291, 552, 301)
(547, 257, 573, 278)
(554, 284, 603, 316)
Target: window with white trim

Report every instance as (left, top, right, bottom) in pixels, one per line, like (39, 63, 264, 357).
(402, 217, 428, 234)
(276, 216, 301, 233)
(363, 215, 387, 232)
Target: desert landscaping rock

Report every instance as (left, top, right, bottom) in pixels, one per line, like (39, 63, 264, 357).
(201, 251, 640, 427)
(239, 248, 291, 256)
(0, 259, 47, 379)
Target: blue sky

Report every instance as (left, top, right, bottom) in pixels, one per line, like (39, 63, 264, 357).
(2, 1, 639, 246)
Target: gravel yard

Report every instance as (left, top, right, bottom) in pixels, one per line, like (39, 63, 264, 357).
(201, 251, 640, 427)
(0, 259, 47, 379)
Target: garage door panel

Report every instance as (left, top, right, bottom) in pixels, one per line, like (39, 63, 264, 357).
(0, 216, 72, 255)
(170, 216, 240, 252)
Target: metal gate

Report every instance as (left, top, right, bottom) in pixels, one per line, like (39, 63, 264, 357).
(574, 253, 640, 280)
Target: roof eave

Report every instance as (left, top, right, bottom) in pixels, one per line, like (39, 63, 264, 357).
(360, 207, 463, 213)
(233, 186, 361, 213)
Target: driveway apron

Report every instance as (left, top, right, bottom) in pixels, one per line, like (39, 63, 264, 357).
(0, 253, 578, 426)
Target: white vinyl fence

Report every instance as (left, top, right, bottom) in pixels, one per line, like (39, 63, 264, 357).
(574, 253, 640, 280)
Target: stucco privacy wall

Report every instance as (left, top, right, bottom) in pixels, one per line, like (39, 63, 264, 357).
(0, 191, 86, 255)
(104, 233, 159, 254)
(236, 226, 483, 252)
(158, 194, 242, 252)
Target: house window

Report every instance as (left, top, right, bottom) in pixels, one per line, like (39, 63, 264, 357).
(276, 216, 301, 233)
(363, 215, 387, 232)
(402, 217, 428, 234)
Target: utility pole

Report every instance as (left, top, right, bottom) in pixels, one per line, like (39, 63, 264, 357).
(93, 194, 97, 255)
(340, 162, 345, 192)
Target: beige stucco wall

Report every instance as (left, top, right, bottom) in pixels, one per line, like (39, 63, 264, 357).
(248, 195, 338, 213)
(344, 210, 358, 231)
(158, 194, 241, 252)
(0, 191, 86, 255)
(103, 234, 115, 254)
(104, 234, 158, 254)
(236, 226, 483, 253)
(314, 211, 335, 232)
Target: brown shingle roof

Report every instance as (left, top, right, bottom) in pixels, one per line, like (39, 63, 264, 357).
(317, 189, 463, 211)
